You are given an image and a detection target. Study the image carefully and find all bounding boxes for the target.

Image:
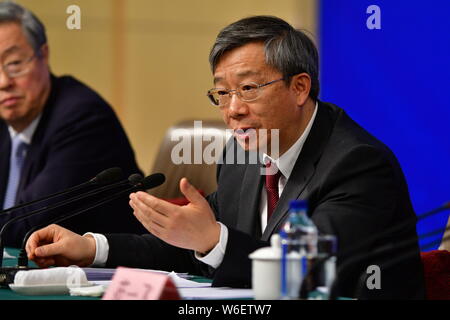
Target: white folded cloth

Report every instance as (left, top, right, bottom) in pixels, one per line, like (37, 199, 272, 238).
(14, 266, 91, 287)
(69, 285, 106, 297)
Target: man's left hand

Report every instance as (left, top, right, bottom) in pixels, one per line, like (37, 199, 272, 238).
(129, 177, 220, 254)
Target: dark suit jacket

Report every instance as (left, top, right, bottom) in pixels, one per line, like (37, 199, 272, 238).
(104, 101, 425, 299)
(0, 75, 148, 247)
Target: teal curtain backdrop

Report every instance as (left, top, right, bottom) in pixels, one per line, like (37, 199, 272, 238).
(319, 0, 450, 248)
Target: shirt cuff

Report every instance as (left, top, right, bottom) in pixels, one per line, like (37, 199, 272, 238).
(83, 232, 109, 267)
(194, 222, 228, 269)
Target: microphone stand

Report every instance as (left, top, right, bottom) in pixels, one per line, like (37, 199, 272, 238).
(18, 182, 148, 267)
(0, 182, 130, 287)
(0, 174, 164, 287)
(0, 179, 131, 267)
(0, 167, 123, 216)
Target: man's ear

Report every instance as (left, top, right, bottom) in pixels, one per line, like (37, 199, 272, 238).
(290, 73, 311, 106)
(39, 44, 49, 65)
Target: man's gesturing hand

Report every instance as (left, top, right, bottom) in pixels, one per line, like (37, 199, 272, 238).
(129, 177, 220, 254)
(26, 224, 96, 268)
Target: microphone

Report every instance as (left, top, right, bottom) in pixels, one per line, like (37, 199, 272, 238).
(128, 173, 144, 185)
(16, 173, 165, 268)
(417, 201, 450, 220)
(0, 173, 159, 287)
(18, 172, 144, 253)
(0, 171, 137, 267)
(0, 167, 123, 215)
(326, 202, 450, 299)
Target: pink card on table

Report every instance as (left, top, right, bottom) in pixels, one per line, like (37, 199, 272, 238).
(102, 267, 180, 300)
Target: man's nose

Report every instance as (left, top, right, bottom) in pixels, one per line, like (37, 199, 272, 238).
(227, 93, 249, 117)
(0, 71, 13, 90)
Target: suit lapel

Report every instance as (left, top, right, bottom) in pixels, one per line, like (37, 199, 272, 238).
(16, 90, 55, 199)
(17, 133, 41, 197)
(1, 77, 57, 204)
(237, 161, 264, 238)
(0, 123, 11, 206)
(262, 102, 335, 240)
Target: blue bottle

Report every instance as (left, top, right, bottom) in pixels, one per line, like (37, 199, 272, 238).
(280, 200, 318, 299)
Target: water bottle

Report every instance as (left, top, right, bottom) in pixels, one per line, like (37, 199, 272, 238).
(280, 200, 318, 299)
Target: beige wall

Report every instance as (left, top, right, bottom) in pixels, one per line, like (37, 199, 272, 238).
(14, 0, 317, 173)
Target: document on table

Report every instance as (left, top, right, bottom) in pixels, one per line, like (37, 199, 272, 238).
(90, 271, 211, 289)
(168, 272, 212, 288)
(82, 267, 195, 281)
(86, 270, 254, 299)
(90, 280, 253, 300)
(178, 287, 254, 300)
(9, 266, 252, 299)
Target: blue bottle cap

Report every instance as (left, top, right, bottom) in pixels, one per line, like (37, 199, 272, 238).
(289, 200, 308, 210)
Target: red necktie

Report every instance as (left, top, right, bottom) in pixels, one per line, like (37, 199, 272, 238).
(265, 162, 282, 221)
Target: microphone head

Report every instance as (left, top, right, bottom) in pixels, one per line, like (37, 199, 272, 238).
(137, 173, 166, 190)
(91, 167, 123, 186)
(128, 173, 144, 185)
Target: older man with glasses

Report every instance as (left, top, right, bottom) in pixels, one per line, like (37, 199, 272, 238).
(26, 15, 425, 300)
(0, 2, 145, 247)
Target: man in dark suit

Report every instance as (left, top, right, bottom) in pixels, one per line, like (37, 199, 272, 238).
(0, 3, 146, 247)
(26, 16, 425, 299)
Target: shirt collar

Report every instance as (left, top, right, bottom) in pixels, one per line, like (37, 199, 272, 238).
(263, 101, 318, 180)
(8, 113, 42, 145)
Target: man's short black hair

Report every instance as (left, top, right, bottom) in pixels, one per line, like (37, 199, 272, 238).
(209, 15, 320, 101)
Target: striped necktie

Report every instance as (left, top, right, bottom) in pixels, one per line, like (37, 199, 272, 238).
(265, 161, 283, 222)
(3, 136, 28, 209)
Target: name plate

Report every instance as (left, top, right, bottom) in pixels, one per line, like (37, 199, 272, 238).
(102, 267, 180, 300)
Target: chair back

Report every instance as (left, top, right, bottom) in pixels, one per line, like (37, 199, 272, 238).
(420, 250, 450, 300)
(149, 119, 229, 199)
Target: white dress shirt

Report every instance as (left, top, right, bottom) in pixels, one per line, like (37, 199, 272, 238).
(89, 102, 318, 268)
(7, 114, 42, 146)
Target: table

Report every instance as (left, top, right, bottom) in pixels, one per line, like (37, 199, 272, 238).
(0, 248, 99, 300)
(1, 248, 215, 300)
(1, 248, 332, 301)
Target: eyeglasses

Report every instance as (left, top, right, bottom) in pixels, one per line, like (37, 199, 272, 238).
(206, 77, 285, 107)
(1, 54, 37, 78)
